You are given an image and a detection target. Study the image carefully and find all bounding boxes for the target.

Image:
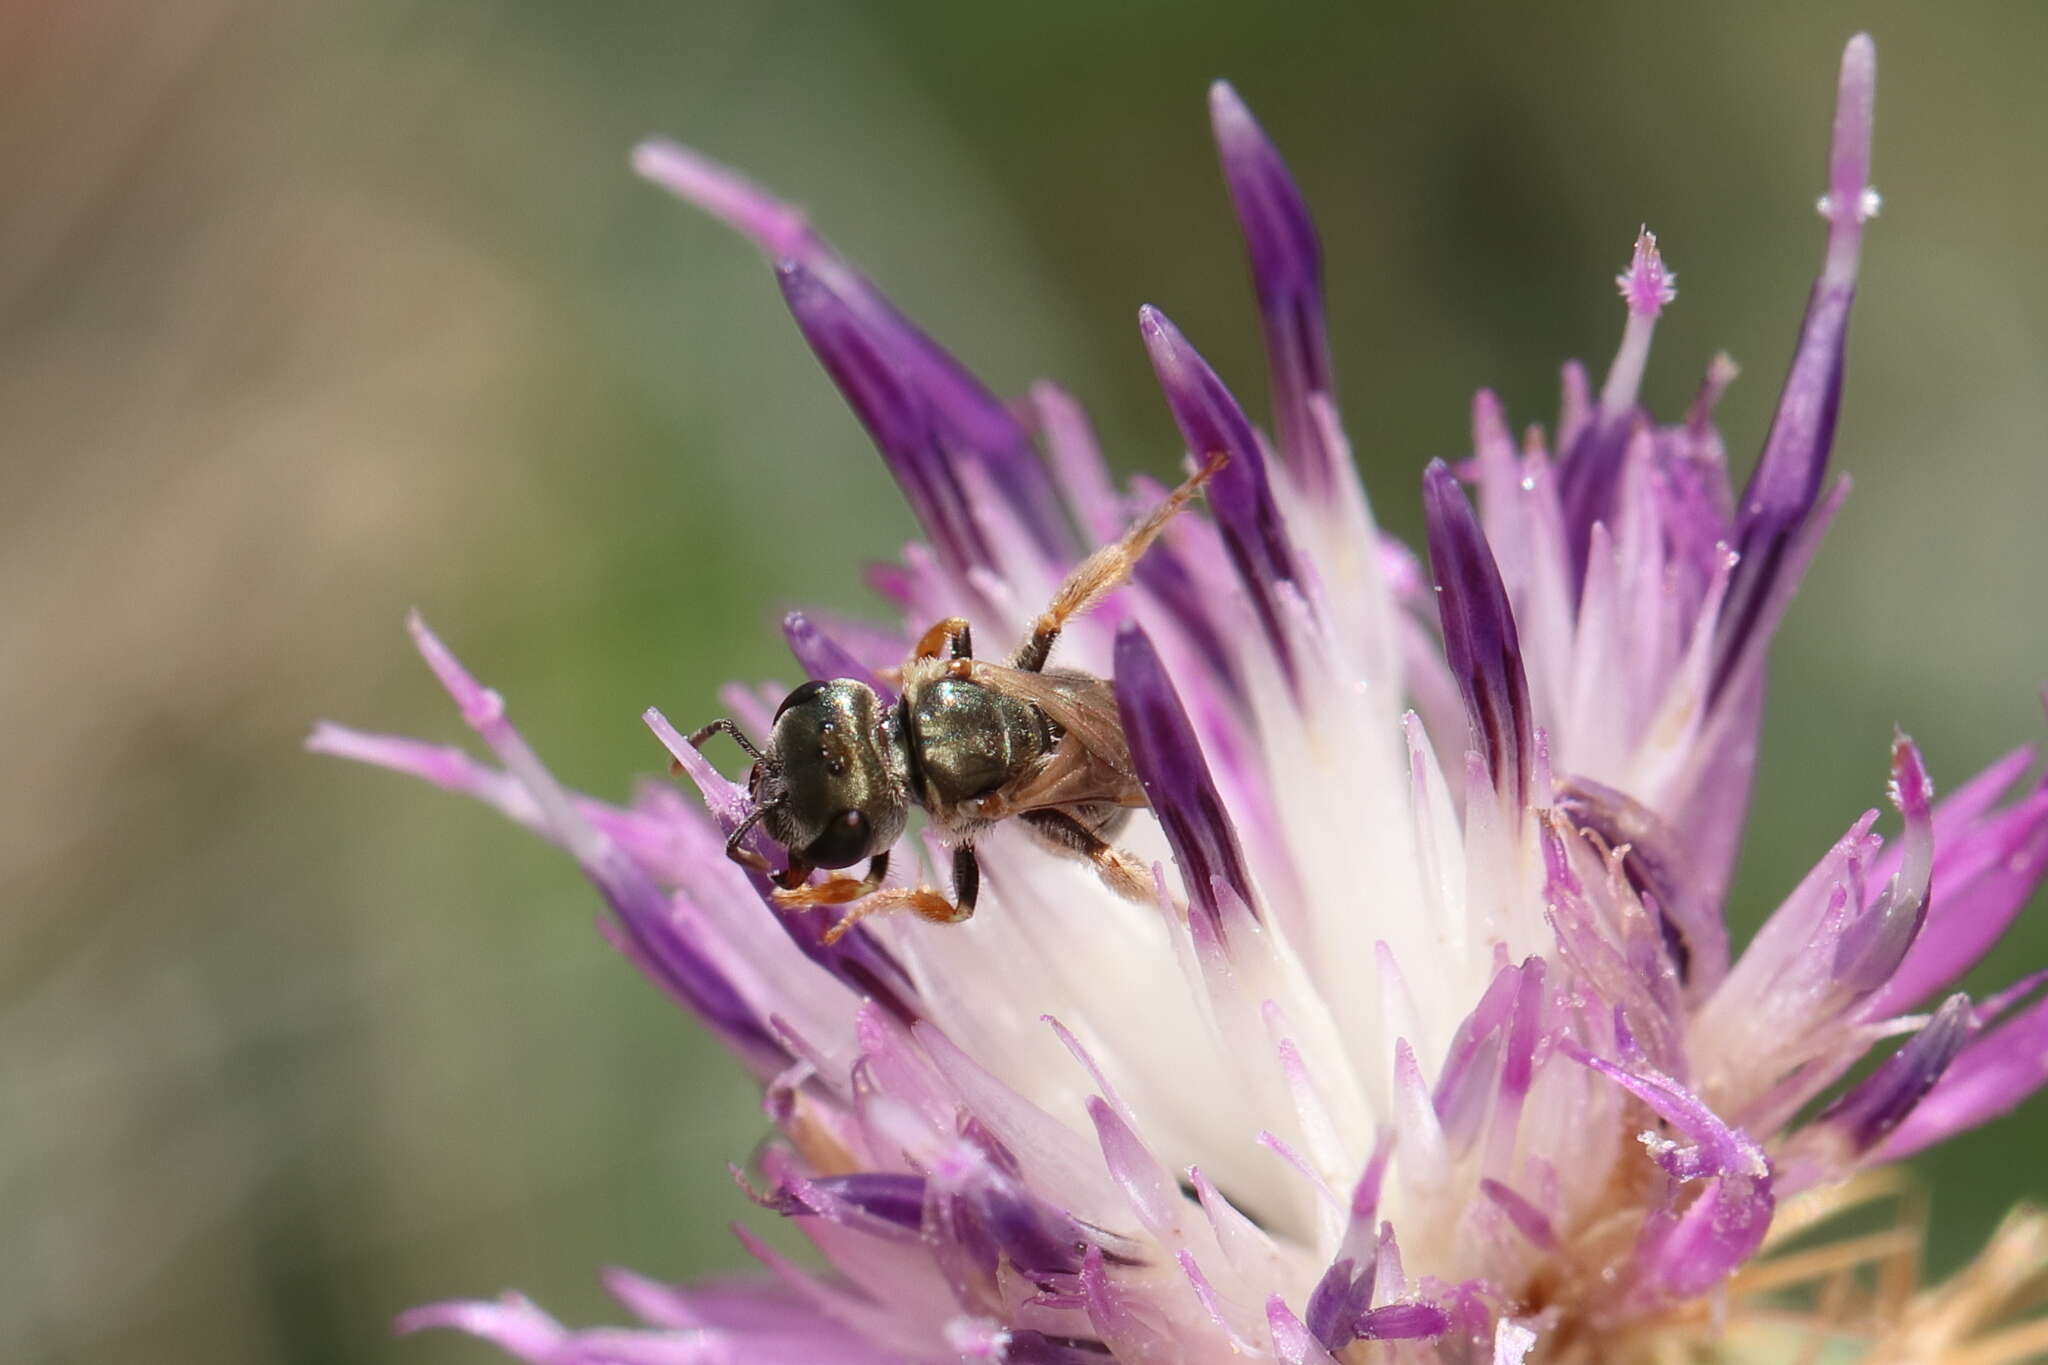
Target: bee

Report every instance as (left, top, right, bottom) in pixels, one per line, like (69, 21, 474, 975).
(688, 453, 1225, 943)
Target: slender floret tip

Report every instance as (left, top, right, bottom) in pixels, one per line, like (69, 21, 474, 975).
(406, 610, 502, 730)
(631, 137, 813, 257)
(1138, 303, 1308, 672)
(1820, 34, 1878, 279)
(1207, 79, 1258, 145)
(1421, 460, 1532, 804)
(1711, 36, 1880, 702)
(1889, 728, 1934, 821)
(641, 137, 1071, 563)
(1616, 227, 1677, 317)
(1206, 80, 1343, 491)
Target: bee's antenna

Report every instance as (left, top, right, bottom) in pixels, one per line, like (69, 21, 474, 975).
(688, 717, 764, 762)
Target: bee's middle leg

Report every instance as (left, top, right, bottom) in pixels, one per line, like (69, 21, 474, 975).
(819, 845, 979, 944)
(1019, 809, 1154, 904)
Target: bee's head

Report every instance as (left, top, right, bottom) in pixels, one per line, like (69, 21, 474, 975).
(753, 678, 909, 868)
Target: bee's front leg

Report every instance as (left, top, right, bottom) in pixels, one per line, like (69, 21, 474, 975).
(772, 852, 888, 908)
(819, 846, 979, 944)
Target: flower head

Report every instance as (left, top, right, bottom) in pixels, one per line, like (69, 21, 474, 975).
(316, 33, 2048, 1364)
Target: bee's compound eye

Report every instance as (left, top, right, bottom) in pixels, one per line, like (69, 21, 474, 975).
(803, 808, 872, 868)
(774, 679, 830, 721)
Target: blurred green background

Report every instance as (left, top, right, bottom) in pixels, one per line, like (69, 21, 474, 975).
(5, 2, 2045, 1361)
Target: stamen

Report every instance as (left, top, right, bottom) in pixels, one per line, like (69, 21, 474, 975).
(1599, 227, 1676, 417)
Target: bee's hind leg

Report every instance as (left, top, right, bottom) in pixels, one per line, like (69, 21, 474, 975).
(1011, 450, 1226, 672)
(819, 845, 979, 945)
(1019, 809, 1154, 904)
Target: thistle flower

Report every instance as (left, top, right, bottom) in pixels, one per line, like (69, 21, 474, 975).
(313, 33, 2048, 1364)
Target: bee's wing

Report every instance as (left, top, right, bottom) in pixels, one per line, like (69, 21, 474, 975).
(962, 663, 1145, 811)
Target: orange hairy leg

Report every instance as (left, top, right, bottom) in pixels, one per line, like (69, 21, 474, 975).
(1012, 451, 1226, 672)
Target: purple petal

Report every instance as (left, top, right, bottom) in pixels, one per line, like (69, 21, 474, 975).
(1422, 460, 1534, 806)
(1865, 769, 2048, 1017)
(1432, 961, 1522, 1149)
(1079, 1244, 1179, 1360)
(398, 616, 786, 1071)
(1652, 395, 1738, 607)
(1340, 1131, 1393, 1260)
(1633, 1170, 1774, 1302)
(1266, 1298, 1343, 1365)
(1355, 1302, 1451, 1342)
(600, 1271, 807, 1332)
(1209, 81, 1341, 493)
(1557, 778, 1729, 991)
(1140, 305, 1307, 675)
(1876, 988, 2048, 1160)
(1817, 992, 1976, 1150)
(1571, 1048, 1769, 1183)
(1029, 380, 1125, 546)
(1127, 526, 1248, 700)
(1832, 735, 1935, 995)
(399, 1288, 897, 1365)
(1113, 623, 1261, 933)
(1557, 359, 1592, 450)
(1304, 1258, 1374, 1351)
(927, 1145, 1123, 1302)
(635, 138, 1069, 559)
(768, 1171, 927, 1236)
(396, 1295, 566, 1358)
(1570, 1046, 1776, 1299)
(1498, 957, 1547, 1109)
(1480, 1178, 1558, 1250)
(1371, 1221, 1407, 1304)
(1083, 1097, 1181, 1240)
(1711, 36, 1876, 702)
(781, 611, 894, 702)
(776, 261, 990, 575)
(309, 722, 547, 831)
(1927, 744, 2039, 842)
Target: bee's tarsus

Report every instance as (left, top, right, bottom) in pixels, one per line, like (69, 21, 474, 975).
(689, 717, 765, 762)
(1012, 451, 1224, 673)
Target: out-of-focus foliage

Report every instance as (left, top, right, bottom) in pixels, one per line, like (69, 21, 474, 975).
(3, 3, 2043, 1361)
